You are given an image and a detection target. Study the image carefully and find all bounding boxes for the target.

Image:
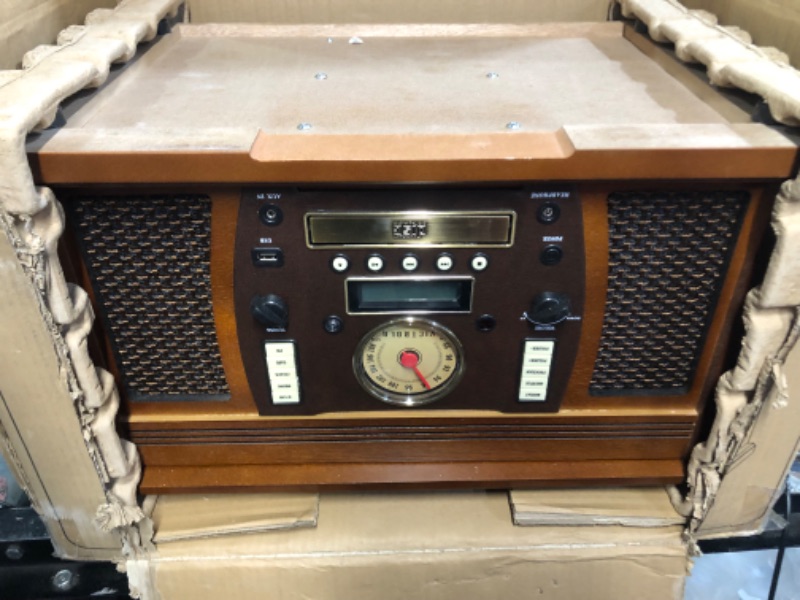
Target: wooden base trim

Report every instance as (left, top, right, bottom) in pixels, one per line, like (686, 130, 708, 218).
(139, 459, 685, 493)
(131, 422, 694, 444)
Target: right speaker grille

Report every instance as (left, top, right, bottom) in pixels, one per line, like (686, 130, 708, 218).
(589, 191, 749, 395)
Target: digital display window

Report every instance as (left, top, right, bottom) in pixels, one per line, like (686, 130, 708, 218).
(347, 278, 473, 314)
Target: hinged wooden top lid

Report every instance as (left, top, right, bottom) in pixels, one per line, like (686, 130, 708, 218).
(27, 22, 797, 183)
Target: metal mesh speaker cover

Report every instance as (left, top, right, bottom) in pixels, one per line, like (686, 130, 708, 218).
(68, 195, 230, 401)
(589, 191, 748, 395)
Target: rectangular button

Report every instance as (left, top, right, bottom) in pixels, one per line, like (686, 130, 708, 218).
(271, 380, 299, 393)
(266, 342, 295, 361)
(525, 341, 555, 354)
(519, 389, 547, 402)
(268, 357, 293, 369)
(272, 391, 300, 405)
(521, 377, 549, 389)
(522, 367, 550, 378)
(524, 355, 552, 366)
(268, 368, 297, 380)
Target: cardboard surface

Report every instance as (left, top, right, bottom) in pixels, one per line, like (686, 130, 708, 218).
(151, 493, 319, 542)
(186, 0, 612, 25)
(138, 491, 688, 600)
(511, 487, 686, 527)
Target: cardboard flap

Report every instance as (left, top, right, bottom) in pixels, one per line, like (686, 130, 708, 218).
(151, 493, 319, 543)
(510, 488, 686, 527)
(153, 491, 686, 560)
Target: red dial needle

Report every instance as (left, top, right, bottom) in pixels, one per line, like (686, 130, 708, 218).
(400, 351, 431, 390)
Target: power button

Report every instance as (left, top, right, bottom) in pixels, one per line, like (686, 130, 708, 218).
(537, 203, 561, 225)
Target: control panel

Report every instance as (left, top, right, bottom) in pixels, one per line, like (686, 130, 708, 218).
(234, 187, 585, 415)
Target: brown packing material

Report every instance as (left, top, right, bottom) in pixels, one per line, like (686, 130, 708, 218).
(0, 221, 124, 560)
(618, 0, 800, 126)
(131, 491, 689, 600)
(682, 0, 800, 68)
(0, 0, 115, 70)
(694, 314, 800, 538)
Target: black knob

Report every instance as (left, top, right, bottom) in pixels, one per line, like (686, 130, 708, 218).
(525, 292, 570, 325)
(251, 294, 289, 330)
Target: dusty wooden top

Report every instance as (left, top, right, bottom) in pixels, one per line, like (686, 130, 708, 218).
(26, 23, 797, 183)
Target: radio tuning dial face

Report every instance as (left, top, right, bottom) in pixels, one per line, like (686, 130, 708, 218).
(353, 318, 465, 407)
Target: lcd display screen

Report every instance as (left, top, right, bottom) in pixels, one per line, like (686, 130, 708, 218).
(347, 278, 473, 314)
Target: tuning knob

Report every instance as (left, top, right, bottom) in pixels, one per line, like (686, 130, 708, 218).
(251, 294, 289, 330)
(525, 292, 570, 326)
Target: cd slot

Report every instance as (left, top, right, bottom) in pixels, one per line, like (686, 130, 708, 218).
(306, 211, 515, 247)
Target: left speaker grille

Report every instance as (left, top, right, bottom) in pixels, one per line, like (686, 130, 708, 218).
(68, 195, 230, 401)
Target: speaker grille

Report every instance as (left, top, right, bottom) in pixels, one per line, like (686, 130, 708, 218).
(589, 191, 748, 395)
(68, 195, 230, 401)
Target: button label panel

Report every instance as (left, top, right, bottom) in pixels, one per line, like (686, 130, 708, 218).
(265, 341, 301, 405)
(518, 340, 555, 402)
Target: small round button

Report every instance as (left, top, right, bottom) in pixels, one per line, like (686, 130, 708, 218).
(537, 203, 561, 224)
(366, 254, 385, 272)
(323, 315, 344, 334)
(470, 253, 489, 272)
(436, 253, 455, 272)
(401, 254, 420, 272)
(540, 245, 563, 266)
(476, 314, 497, 332)
(330, 254, 350, 273)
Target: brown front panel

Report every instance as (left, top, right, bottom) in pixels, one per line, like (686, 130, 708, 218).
(59, 179, 772, 492)
(234, 186, 586, 415)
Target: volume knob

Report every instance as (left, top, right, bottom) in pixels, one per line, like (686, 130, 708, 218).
(251, 294, 289, 330)
(525, 292, 570, 326)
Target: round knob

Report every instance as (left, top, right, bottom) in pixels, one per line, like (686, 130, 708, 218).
(525, 292, 570, 326)
(251, 294, 289, 330)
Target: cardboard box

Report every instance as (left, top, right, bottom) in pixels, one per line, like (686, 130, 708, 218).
(1, 1, 800, 598)
(133, 490, 689, 600)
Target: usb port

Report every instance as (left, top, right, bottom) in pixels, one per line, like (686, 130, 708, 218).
(251, 248, 284, 268)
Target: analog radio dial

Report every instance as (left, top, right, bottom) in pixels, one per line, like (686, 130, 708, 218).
(353, 318, 465, 407)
